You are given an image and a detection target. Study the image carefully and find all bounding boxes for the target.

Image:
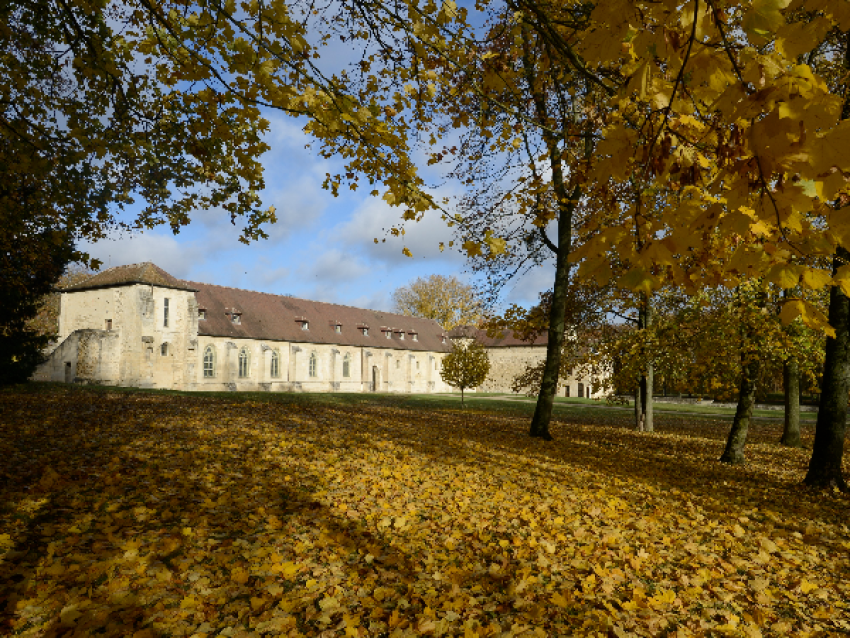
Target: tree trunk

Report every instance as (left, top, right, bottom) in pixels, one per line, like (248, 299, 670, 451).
(634, 382, 644, 431)
(805, 32, 850, 488)
(530, 202, 573, 440)
(521, 28, 584, 440)
(805, 247, 850, 490)
(640, 364, 653, 432)
(720, 351, 760, 464)
(781, 357, 802, 447)
(635, 293, 654, 432)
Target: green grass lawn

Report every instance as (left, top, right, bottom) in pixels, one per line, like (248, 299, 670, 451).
(12, 382, 818, 423)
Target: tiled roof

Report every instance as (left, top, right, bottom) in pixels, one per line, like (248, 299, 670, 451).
(61, 262, 197, 292)
(448, 325, 548, 347)
(189, 281, 451, 352)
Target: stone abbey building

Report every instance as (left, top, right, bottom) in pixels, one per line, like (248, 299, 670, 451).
(34, 262, 603, 397)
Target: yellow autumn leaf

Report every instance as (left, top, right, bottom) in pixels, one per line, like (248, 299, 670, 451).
(801, 267, 831, 290)
(765, 263, 803, 289)
(231, 567, 250, 584)
(550, 591, 570, 608)
(462, 240, 482, 257)
(742, 0, 791, 42)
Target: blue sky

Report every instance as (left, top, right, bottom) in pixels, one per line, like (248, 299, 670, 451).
(82, 109, 556, 313)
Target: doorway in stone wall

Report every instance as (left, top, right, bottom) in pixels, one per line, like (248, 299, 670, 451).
(64, 362, 72, 383)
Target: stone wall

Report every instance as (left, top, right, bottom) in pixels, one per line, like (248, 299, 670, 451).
(33, 329, 121, 385)
(478, 346, 606, 398)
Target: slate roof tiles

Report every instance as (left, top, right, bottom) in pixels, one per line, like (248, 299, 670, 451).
(190, 280, 451, 352)
(61, 262, 197, 292)
(448, 325, 548, 347)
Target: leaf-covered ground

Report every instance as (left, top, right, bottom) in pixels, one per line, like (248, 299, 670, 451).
(1, 386, 847, 638)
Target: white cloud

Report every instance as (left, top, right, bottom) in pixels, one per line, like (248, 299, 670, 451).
(502, 260, 556, 308)
(347, 291, 394, 313)
(301, 249, 371, 284)
(80, 231, 205, 279)
(330, 197, 463, 266)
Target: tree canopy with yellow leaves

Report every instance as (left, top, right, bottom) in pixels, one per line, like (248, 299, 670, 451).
(392, 275, 484, 330)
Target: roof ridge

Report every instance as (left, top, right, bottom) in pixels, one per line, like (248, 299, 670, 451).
(184, 279, 442, 323)
(62, 262, 196, 292)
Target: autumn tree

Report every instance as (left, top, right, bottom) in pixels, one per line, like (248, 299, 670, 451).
(440, 339, 491, 407)
(391, 275, 482, 330)
(435, 10, 601, 439)
(0, 218, 74, 385)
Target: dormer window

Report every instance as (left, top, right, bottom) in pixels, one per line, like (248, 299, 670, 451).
(198, 309, 207, 321)
(231, 312, 241, 325)
(334, 323, 342, 333)
(386, 330, 392, 339)
(399, 332, 405, 340)
(441, 335, 446, 344)
(302, 321, 309, 330)
(412, 334, 418, 341)
(362, 328, 369, 336)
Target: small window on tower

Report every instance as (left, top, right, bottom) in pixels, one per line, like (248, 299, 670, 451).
(163, 298, 169, 327)
(161, 343, 168, 356)
(105, 319, 112, 330)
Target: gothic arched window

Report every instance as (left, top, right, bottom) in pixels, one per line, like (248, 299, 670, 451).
(342, 353, 351, 378)
(203, 346, 215, 378)
(270, 349, 280, 378)
(309, 352, 318, 378)
(238, 347, 250, 378)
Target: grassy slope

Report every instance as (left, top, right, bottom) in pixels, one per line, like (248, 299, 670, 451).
(0, 384, 847, 637)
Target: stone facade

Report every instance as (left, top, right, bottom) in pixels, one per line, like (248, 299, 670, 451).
(34, 263, 454, 393)
(51, 283, 199, 389)
(34, 262, 606, 396)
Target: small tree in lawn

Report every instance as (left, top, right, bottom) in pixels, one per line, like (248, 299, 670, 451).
(440, 339, 490, 407)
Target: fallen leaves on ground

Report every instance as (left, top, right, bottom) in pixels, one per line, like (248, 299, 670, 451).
(0, 386, 847, 638)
